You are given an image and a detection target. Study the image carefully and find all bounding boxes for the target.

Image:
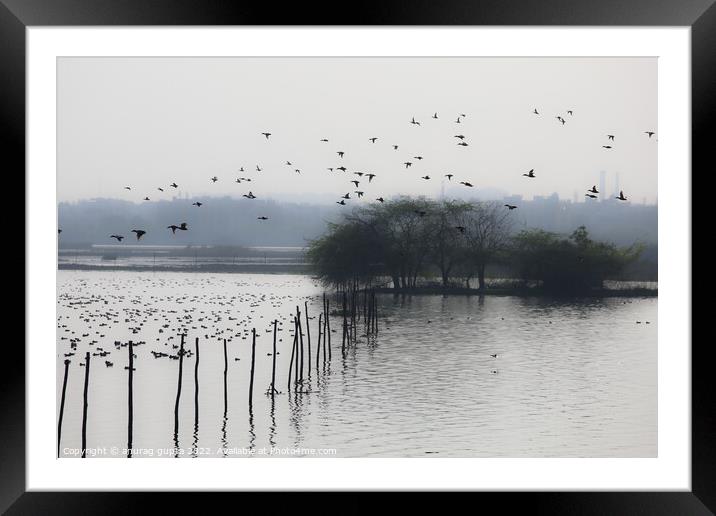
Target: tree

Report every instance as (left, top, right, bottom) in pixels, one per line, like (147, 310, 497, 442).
(458, 201, 514, 290)
(510, 226, 643, 293)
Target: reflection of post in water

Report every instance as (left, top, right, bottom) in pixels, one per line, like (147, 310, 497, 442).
(325, 296, 331, 360)
(126, 340, 134, 458)
(81, 351, 91, 458)
(192, 337, 200, 456)
(57, 358, 71, 457)
(173, 333, 185, 454)
(305, 301, 311, 377)
(268, 396, 277, 449)
(248, 405, 256, 451)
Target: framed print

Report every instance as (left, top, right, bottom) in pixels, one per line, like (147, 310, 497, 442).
(6, 0, 709, 513)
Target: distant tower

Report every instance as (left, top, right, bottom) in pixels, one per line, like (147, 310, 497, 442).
(599, 170, 606, 202)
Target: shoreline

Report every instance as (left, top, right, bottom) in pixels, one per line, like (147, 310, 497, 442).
(58, 264, 657, 297)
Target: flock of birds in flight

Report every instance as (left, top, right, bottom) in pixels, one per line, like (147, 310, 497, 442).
(57, 108, 655, 241)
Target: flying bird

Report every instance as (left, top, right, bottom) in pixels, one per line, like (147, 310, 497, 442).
(257, 216, 269, 220)
(455, 117, 461, 124)
(170, 183, 178, 188)
(523, 169, 535, 178)
(421, 175, 430, 180)
(457, 142, 468, 146)
(351, 180, 360, 187)
(336, 166, 347, 172)
(143, 197, 150, 201)
(404, 162, 413, 168)
(110, 235, 124, 242)
(376, 197, 385, 203)
(131, 229, 146, 240)
(415, 210, 427, 217)
(393, 145, 399, 150)
(504, 204, 518, 210)
(445, 174, 453, 181)
(261, 132, 271, 139)
(585, 194, 598, 199)
(243, 191, 256, 199)
(369, 137, 378, 143)
(432, 112, 438, 119)
(366, 174, 376, 182)
(211, 176, 218, 183)
(355, 191, 364, 198)
(533, 108, 539, 115)
(454, 135, 465, 140)
(616, 191, 628, 201)
(607, 135, 615, 140)
(157, 187, 164, 192)
(337, 151, 345, 158)
(413, 156, 423, 160)
(124, 186, 131, 190)
(602, 145, 612, 149)
(588, 185, 599, 193)
(342, 193, 351, 199)
(460, 181, 474, 187)
(320, 138, 328, 142)
(645, 131, 655, 138)
(410, 117, 420, 126)
(192, 202, 203, 207)
(336, 200, 346, 205)
(354, 172, 364, 177)
(167, 222, 188, 234)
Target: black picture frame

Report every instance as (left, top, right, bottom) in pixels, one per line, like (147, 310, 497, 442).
(5, 0, 707, 513)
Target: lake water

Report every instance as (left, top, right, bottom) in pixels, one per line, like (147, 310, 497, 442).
(56, 271, 657, 458)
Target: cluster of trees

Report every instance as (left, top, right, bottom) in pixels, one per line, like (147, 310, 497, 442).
(307, 197, 644, 293)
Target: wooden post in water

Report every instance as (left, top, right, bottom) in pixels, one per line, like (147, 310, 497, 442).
(297, 306, 304, 383)
(81, 351, 91, 458)
(194, 337, 200, 430)
(325, 296, 331, 359)
(305, 301, 311, 376)
(316, 313, 322, 370)
(248, 328, 256, 407)
(57, 359, 71, 457)
(127, 340, 134, 458)
(223, 339, 228, 415)
(294, 316, 300, 387)
(287, 318, 297, 392)
(342, 290, 347, 353)
(174, 334, 185, 442)
(271, 320, 278, 397)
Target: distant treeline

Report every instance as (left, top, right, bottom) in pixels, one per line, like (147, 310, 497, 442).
(307, 197, 653, 293)
(57, 195, 656, 248)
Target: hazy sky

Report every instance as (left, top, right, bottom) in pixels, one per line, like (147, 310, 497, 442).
(57, 57, 657, 204)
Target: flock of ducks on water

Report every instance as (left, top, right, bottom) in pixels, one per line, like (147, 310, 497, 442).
(58, 109, 655, 243)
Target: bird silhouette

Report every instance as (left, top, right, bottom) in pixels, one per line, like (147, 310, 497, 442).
(445, 174, 453, 181)
(415, 210, 427, 217)
(243, 191, 256, 199)
(131, 229, 146, 240)
(369, 137, 378, 143)
(414, 156, 423, 160)
(167, 222, 188, 234)
(585, 193, 598, 199)
(410, 117, 420, 126)
(320, 138, 328, 142)
(393, 145, 399, 150)
(170, 183, 178, 188)
(336, 200, 346, 205)
(192, 202, 203, 207)
(567, 110, 573, 116)
(504, 204, 518, 210)
(354, 172, 364, 177)
(588, 185, 599, 193)
(645, 131, 655, 138)
(261, 132, 271, 139)
(376, 197, 385, 203)
(143, 197, 150, 201)
(460, 181, 474, 187)
(341, 193, 351, 199)
(286, 161, 292, 166)
(351, 180, 360, 187)
(257, 216, 269, 220)
(616, 191, 628, 201)
(533, 108, 539, 115)
(58, 229, 62, 234)
(337, 151, 345, 158)
(432, 112, 438, 119)
(256, 165, 262, 172)
(421, 175, 430, 180)
(366, 173, 376, 182)
(523, 169, 535, 178)
(457, 142, 468, 146)
(454, 135, 465, 140)
(124, 186, 131, 190)
(404, 162, 412, 168)
(157, 187, 164, 192)
(110, 234, 124, 242)
(602, 145, 612, 149)
(556, 116, 565, 125)
(336, 166, 347, 172)
(607, 135, 615, 140)
(355, 191, 364, 198)
(211, 176, 218, 183)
